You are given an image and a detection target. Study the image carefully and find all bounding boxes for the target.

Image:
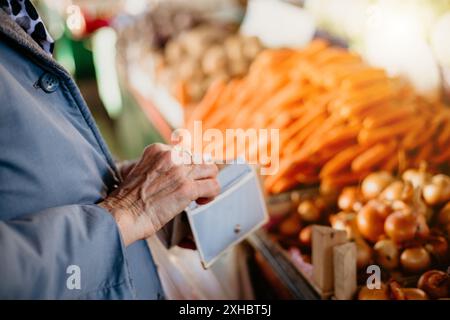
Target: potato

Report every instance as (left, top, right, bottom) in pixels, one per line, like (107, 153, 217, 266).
(202, 45, 227, 75)
(224, 35, 244, 61)
(177, 58, 202, 81)
(180, 31, 210, 58)
(229, 59, 248, 76)
(242, 36, 263, 60)
(164, 40, 183, 64)
(187, 81, 204, 102)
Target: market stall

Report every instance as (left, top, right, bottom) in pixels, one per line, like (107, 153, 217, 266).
(57, 0, 450, 300)
(112, 0, 450, 300)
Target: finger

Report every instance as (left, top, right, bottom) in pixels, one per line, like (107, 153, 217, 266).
(189, 163, 219, 180)
(193, 178, 221, 200)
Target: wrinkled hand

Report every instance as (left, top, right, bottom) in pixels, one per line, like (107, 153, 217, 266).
(116, 160, 138, 180)
(99, 143, 220, 246)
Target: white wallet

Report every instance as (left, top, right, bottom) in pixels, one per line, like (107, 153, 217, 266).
(185, 162, 269, 268)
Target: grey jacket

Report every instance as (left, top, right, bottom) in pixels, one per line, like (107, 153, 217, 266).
(0, 10, 163, 299)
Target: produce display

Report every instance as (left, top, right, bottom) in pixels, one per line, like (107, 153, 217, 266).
(154, 25, 264, 104)
(115, 2, 262, 105)
(114, 1, 450, 300)
(270, 168, 450, 299)
(188, 39, 450, 194)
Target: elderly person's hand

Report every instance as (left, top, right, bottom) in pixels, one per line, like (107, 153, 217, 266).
(99, 143, 220, 246)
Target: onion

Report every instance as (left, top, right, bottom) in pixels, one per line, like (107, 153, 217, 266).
(391, 200, 409, 212)
(338, 187, 363, 212)
(357, 202, 386, 243)
(400, 247, 431, 274)
(431, 174, 450, 202)
(423, 183, 443, 206)
(297, 200, 321, 223)
(298, 225, 313, 247)
(361, 171, 394, 200)
(424, 236, 449, 264)
(422, 175, 450, 206)
(358, 283, 389, 300)
(374, 239, 399, 270)
(417, 270, 450, 299)
(438, 202, 450, 224)
(330, 211, 357, 240)
(384, 211, 417, 243)
(401, 288, 428, 300)
(402, 169, 431, 189)
(379, 180, 412, 202)
(389, 281, 405, 300)
(416, 214, 430, 239)
(355, 236, 373, 270)
(278, 215, 301, 237)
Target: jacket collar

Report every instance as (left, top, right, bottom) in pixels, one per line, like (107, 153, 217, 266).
(0, 9, 70, 78)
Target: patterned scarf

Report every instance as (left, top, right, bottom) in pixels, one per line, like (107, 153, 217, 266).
(0, 0, 54, 54)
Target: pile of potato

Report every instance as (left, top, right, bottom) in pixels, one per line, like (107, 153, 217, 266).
(154, 25, 264, 103)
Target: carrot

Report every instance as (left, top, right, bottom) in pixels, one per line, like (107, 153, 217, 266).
(412, 143, 433, 167)
(340, 68, 387, 91)
(381, 154, 399, 172)
(431, 147, 450, 164)
(358, 118, 421, 146)
(362, 106, 414, 129)
(292, 114, 344, 160)
(270, 177, 300, 194)
(338, 85, 396, 119)
(175, 80, 190, 107)
(437, 120, 450, 147)
(279, 98, 328, 147)
(320, 145, 366, 177)
(205, 80, 242, 129)
(187, 79, 225, 125)
(400, 117, 428, 149)
(321, 171, 369, 190)
(308, 124, 360, 155)
(294, 173, 320, 185)
(283, 114, 328, 156)
(351, 141, 397, 172)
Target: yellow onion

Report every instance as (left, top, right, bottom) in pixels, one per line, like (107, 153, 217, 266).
(401, 288, 428, 300)
(361, 171, 394, 200)
(438, 202, 450, 225)
(298, 225, 313, 247)
(402, 169, 431, 189)
(355, 236, 373, 270)
(380, 180, 413, 202)
(424, 235, 449, 264)
(358, 283, 390, 300)
(374, 239, 399, 270)
(384, 211, 417, 243)
(297, 200, 321, 223)
(423, 174, 450, 206)
(400, 247, 431, 274)
(330, 211, 357, 240)
(278, 215, 301, 237)
(338, 187, 363, 212)
(357, 201, 388, 243)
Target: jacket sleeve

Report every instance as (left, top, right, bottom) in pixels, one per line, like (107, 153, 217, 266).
(0, 204, 135, 299)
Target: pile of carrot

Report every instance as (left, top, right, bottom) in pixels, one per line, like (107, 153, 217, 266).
(185, 39, 450, 194)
